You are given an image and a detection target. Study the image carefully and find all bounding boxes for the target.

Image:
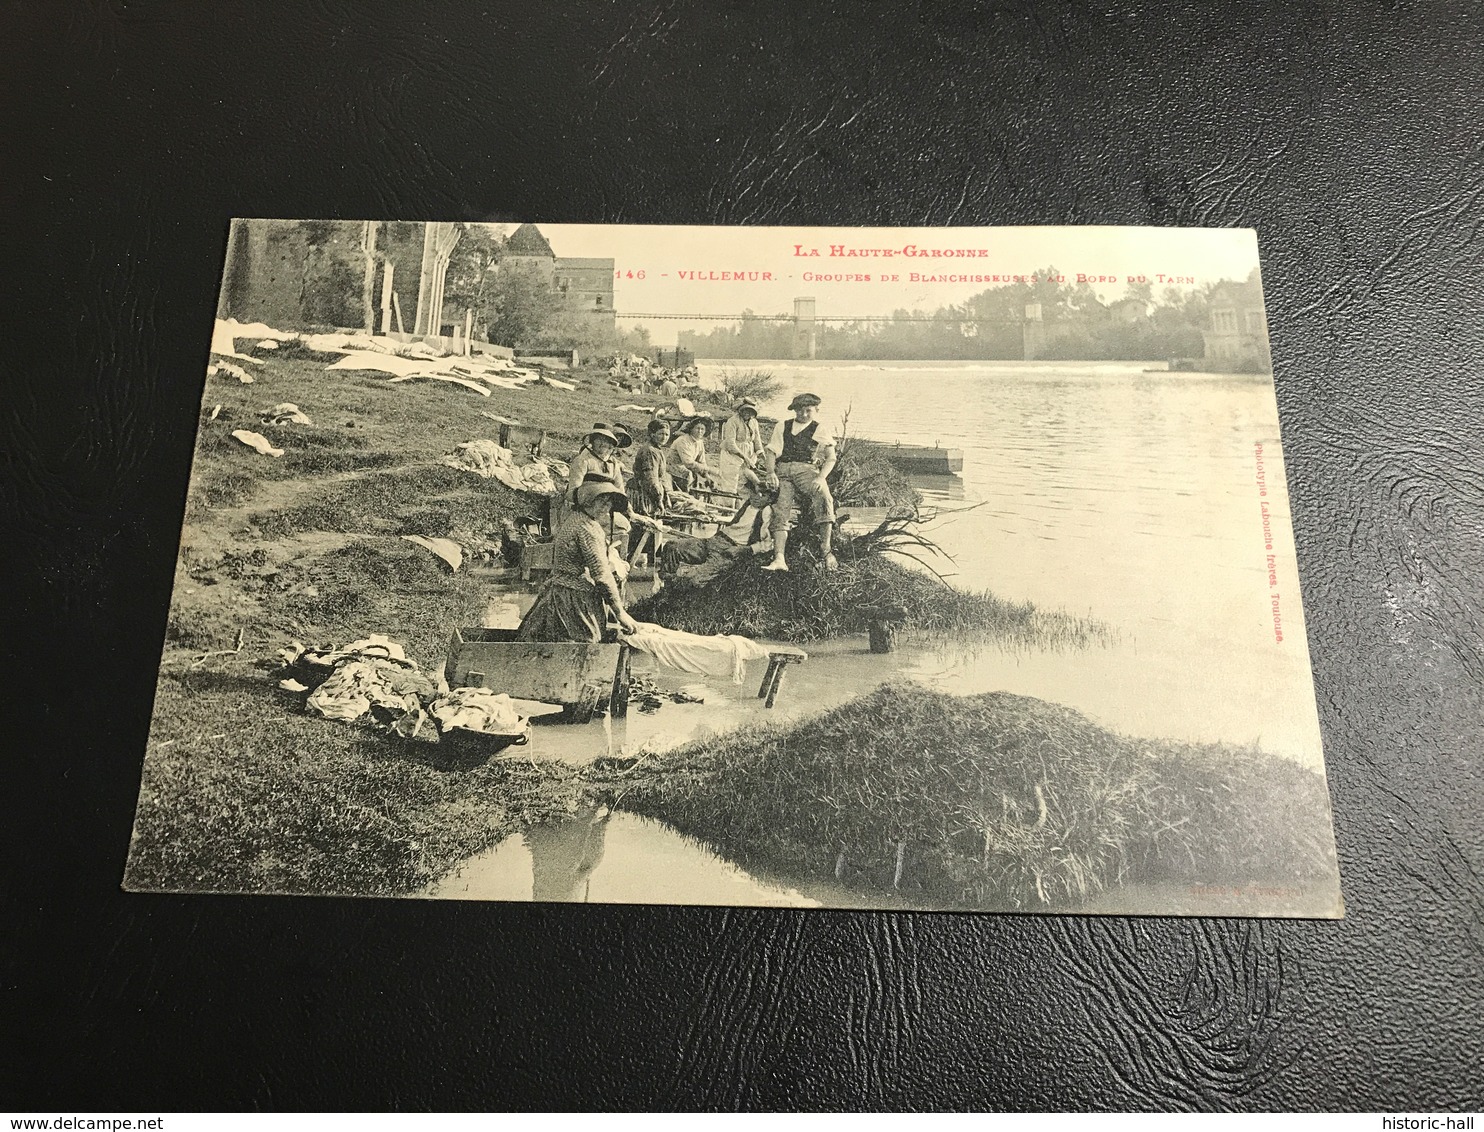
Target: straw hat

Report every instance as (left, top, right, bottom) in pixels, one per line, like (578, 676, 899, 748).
(787, 393, 821, 410)
(585, 423, 632, 449)
(575, 480, 630, 515)
(735, 398, 759, 417)
(681, 415, 713, 436)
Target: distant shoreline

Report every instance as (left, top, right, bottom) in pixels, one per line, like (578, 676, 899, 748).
(695, 357, 1271, 374)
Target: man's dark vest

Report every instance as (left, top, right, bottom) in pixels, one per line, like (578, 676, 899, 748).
(779, 420, 820, 464)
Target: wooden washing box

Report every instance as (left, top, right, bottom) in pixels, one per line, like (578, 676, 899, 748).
(445, 627, 631, 723)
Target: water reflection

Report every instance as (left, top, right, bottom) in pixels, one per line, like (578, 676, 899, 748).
(510, 635, 1093, 768)
(425, 809, 1338, 914)
(907, 473, 966, 502)
(428, 812, 822, 907)
(528, 805, 609, 902)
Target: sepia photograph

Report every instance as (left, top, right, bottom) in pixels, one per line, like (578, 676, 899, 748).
(123, 221, 1343, 916)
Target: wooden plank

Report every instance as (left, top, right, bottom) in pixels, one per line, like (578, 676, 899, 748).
(446, 630, 624, 709)
(521, 541, 554, 582)
(765, 663, 791, 708)
(859, 441, 965, 474)
(757, 658, 779, 699)
(509, 698, 566, 718)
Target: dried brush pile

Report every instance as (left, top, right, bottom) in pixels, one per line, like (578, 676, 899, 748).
(828, 433, 920, 509)
(635, 552, 1042, 643)
(634, 526, 1102, 648)
(615, 684, 1337, 909)
(715, 365, 785, 405)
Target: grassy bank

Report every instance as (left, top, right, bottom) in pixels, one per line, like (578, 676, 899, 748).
(610, 683, 1338, 910)
(134, 348, 654, 894)
(126, 662, 587, 896)
(132, 343, 1096, 897)
(633, 550, 1105, 647)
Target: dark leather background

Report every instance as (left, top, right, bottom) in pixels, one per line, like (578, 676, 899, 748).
(3, 0, 1481, 1111)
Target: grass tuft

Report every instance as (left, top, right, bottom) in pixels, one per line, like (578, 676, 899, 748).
(125, 665, 588, 896)
(634, 551, 1103, 648)
(612, 683, 1337, 909)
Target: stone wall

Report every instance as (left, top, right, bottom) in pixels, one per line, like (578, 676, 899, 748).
(219, 218, 421, 333)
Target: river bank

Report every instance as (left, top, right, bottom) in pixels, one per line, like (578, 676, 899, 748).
(127, 346, 1097, 898)
(131, 348, 654, 894)
(605, 683, 1339, 912)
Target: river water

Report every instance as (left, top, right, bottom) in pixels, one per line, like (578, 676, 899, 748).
(426, 359, 1331, 907)
(717, 358, 1326, 768)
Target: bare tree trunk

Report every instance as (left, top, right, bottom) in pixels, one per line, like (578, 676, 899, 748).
(361, 221, 380, 333)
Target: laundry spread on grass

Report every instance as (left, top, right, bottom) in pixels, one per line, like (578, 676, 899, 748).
(442, 439, 516, 478)
(212, 319, 553, 393)
(231, 429, 283, 457)
(401, 535, 464, 572)
(209, 361, 256, 383)
(429, 689, 526, 737)
(276, 636, 439, 726)
(261, 402, 312, 426)
(440, 439, 568, 495)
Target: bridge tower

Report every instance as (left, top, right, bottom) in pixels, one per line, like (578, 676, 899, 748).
(792, 296, 817, 359)
(1021, 301, 1046, 360)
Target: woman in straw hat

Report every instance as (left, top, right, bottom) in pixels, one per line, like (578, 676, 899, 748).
(716, 398, 763, 494)
(669, 415, 714, 493)
(518, 480, 639, 642)
(564, 423, 633, 550)
(566, 424, 630, 503)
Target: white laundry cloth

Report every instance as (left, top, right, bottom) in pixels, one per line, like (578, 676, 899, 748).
(231, 429, 282, 457)
(442, 439, 515, 478)
(401, 535, 463, 572)
(306, 658, 424, 722)
(625, 622, 772, 683)
(209, 319, 268, 363)
(430, 689, 526, 735)
(519, 463, 557, 494)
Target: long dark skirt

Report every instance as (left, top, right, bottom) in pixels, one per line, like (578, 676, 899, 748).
(629, 476, 666, 518)
(517, 583, 607, 642)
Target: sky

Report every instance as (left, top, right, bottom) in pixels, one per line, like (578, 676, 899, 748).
(477, 223, 1264, 346)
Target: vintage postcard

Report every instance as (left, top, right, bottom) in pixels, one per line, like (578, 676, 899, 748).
(124, 221, 1343, 916)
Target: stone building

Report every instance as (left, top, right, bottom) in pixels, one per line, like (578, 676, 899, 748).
(1201, 278, 1271, 371)
(499, 223, 615, 331)
(499, 222, 558, 283)
(217, 219, 617, 350)
(1107, 297, 1150, 324)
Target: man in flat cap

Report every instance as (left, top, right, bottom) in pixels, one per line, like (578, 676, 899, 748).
(761, 392, 837, 571)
